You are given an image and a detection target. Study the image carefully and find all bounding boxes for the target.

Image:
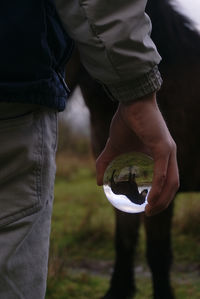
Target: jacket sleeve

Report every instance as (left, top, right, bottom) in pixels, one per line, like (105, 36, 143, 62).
(55, 0, 162, 103)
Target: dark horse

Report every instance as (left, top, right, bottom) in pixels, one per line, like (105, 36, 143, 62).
(110, 170, 146, 205)
(66, 0, 200, 298)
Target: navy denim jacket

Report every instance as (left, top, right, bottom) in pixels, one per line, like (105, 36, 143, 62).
(0, 0, 74, 111)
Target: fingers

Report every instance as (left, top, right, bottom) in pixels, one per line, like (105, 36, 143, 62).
(96, 152, 110, 186)
(147, 148, 170, 207)
(96, 139, 120, 186)
(145, 144, 179, 216)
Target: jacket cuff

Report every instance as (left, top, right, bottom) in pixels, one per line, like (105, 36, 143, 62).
(103, 65, 163, 103)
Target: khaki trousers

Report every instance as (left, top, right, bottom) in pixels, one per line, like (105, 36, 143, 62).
(0, 103, 57, 299)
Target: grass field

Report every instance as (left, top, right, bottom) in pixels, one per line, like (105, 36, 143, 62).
(46, 151, 200, 299)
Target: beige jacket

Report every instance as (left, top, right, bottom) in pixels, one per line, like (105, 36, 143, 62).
(55, 0, 162, 103)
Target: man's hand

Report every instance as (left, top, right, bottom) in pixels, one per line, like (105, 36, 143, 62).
(96, 93, 179, 216)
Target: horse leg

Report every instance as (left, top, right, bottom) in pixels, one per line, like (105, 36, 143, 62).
(103, 211, 140, 299)
(144, 203, 174, 299)
(79, 71, 141, 298)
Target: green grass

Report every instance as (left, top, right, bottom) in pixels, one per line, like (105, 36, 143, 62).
(47, 270, 200, 299)
(47, 272, 109, 299)
(50, 175, 115, 263)
(46, 153, 200, 298)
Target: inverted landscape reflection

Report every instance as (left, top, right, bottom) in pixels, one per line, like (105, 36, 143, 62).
(103, 152, 154, 213)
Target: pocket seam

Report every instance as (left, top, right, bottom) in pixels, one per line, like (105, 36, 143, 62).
(0, 203, 42, 229)
(0, 111, 34, 131)
(0, 109, 44, 229)
(0, 110, 34, 122)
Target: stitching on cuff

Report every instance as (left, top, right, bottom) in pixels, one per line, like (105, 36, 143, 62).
(103, 66, 163, 102)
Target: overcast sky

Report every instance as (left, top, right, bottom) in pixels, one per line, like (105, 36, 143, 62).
(172, 0, 200, 31)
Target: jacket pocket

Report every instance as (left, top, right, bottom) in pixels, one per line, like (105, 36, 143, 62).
(0, 104, 44, 228)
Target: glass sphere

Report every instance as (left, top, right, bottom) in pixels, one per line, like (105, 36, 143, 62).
(103, 152, 153, 213)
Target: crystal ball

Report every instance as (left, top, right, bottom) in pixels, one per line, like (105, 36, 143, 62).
(103, 152, 153, 213)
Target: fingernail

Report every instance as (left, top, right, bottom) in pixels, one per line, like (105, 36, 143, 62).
(96, 178, 103, 186)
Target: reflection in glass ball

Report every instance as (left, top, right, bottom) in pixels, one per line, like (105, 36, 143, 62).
(103, 152, 153, 213)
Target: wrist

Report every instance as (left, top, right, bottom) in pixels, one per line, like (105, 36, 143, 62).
(118, 92, 157, 127)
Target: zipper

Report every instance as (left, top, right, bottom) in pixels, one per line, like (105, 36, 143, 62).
(57, 71, 71, 94)
(54, 0, 75, 68)
(56, 36, 74, 94)
(58, 37, 74, 69)
(48, 0, 75, 94)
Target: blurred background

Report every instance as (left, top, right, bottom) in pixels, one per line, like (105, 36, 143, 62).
(46, 1, 200, 298)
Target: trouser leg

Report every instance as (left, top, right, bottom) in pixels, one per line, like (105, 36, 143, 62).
(0, 103, 57, 299)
